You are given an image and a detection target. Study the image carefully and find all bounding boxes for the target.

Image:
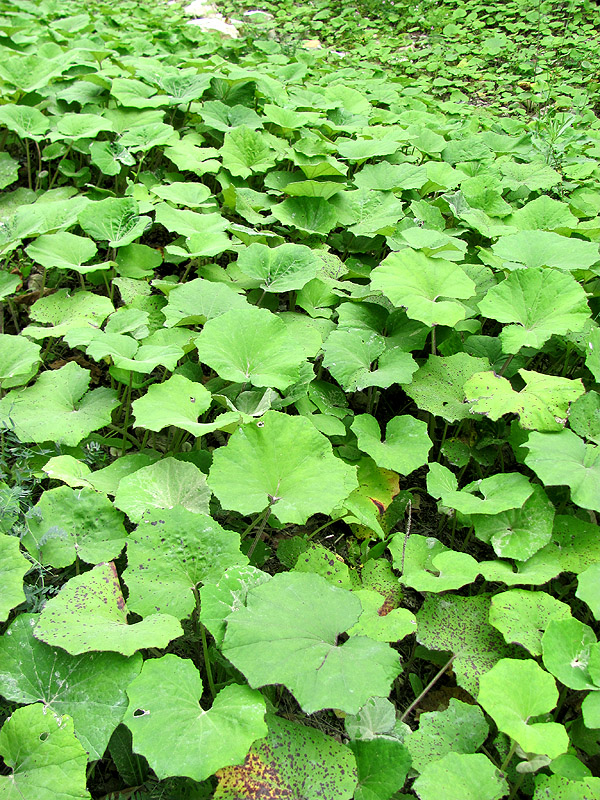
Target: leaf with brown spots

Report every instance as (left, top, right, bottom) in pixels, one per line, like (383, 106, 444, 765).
(214, 715, 357, 799)
(34, 562, 182, 656)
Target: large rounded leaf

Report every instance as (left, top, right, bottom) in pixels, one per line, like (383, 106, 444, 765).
(196, 306, 318, 391)
(124, 654, 267, 781)
(478, 268, 590, 354)
(524, 429, 600, 512)
(489, 590, 571, 656)
(371, 250, 475, 327)
(123, 507, 247, 620)
(0, 704, 90, 800)
(222, 572, 401, 714)
(477, 658, 568, 758)
(114, 457, 211, 522)
(236, 242, 321, 292)
(34, 562, 182, 656)
(413, 753, 507, 800)
(22, 486, 127, 568)
(0, 362, 119, 446)
(0, 614, 142, 759)
(208, 411, 358, 524)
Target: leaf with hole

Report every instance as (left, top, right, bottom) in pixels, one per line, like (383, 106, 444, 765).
(0, 614, 142, 759)
(223, 572, 401, 714)
(123, 654, 266, 781)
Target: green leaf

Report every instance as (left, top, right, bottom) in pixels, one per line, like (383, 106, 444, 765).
(348, 590, 417, 642)
(0, 334, 40, 389)
(407, 699, 488, 773)
(471, 484, 555, 560)
(150, 182, 211, 207)
(524, 429, 600, 511)
(200, 565, 272, 647)
(131, 374, 219, 435)
(478, 268, 590, 354)
(114, 457, 211, 522)
(371, 251, 475, 327)
(162, 278, 248, 328)
(196, 306, 318, 391)
(416, 595, 516, 695)
(569, 392, 600, 445)
(576, 564, 600, 619)
(271, 196, 339, 235)
(403, 353, 490, 421)
(35, 562, 182, 656)
(0, 152, 19, 190)
(0, 104, 50, 139)
(541, 618, 599, 690)
(351, 414, 431, 475)
(431, 469, 533, 516)
(236, 243, 321, 292)
(25, 233, 105, 274)
(154, 205, 228, 238)
(390, 533, 480, 593)
(0, 362, 119, 446)
(0, 614, 142, 759)
(208, 411, 358, 525)
(23, 289, 113, 340)
(124, 654, 267, 781)
(0, 704, 90, 799)
(350, 738, 411, 800)
(413, 753, 508, 800)
(489, 590, 571, 656)
(221, 126, 279, 178)
(214, 714, 358, 800)
(322, 329, 417, 392)
(354, 162, 427, 191)
(505, 196, 579, 233)
(22, 486, 126, 568)
(464, 370, 585, 431)
(78, 198, 150, 248)
(124, 507, 246, 620)
(55, 113, 114, 140)
(344, 697, 399, 741)
(223, 572, 401, 714)
(478, 658, 569, 758)
(533, 774, 600, 800)
(331, 189, 404, 236)
(492, 231, 599, 271)
(0, 534, 28, 622)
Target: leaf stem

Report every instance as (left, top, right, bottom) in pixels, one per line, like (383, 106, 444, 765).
(400, 653, 456, 722)
(121, 371, 133, 455)
(192, 586, 216, 699)
(500, 738, 518, 773)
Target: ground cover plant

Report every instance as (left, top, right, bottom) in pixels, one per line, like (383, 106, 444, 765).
(1, 0, 600, 797)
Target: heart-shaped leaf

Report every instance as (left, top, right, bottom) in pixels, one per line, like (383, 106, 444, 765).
(223, 572, 401, 714)
(196, 306, 319, 391)
(214, 714, 358, 799)
(489, 590, 571, 656)
(124, 654, 267, 781)
(0, 362, 119, 446)
(22, 486, 126, 568)
(0, 534, 29, 622)
(0, 704, 90, 800)
(208, 411, 358, 524)
(413, 753, 508, 800)
(351, 414, 431, 475)
(371, 250, 475, 327)
(114, 457, 211, 522)
(235, 242, 321, 292)
(478, 268, 590, 354)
